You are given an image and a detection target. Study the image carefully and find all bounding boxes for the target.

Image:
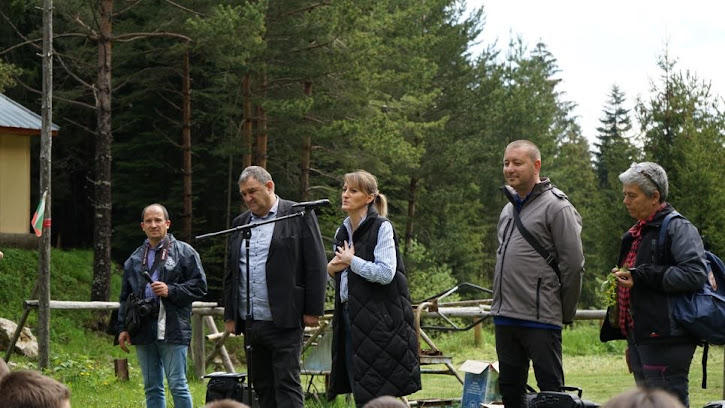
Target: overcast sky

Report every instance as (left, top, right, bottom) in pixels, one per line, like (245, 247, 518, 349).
(466, 0, 725, 147)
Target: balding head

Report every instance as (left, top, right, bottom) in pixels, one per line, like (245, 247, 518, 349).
(505, 140, 541, 162)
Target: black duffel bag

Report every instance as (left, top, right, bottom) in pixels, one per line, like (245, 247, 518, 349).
(204, 372, 258, 407)
(527, 386, 599, 408)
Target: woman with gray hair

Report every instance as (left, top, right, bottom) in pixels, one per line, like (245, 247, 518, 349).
(600, 162, 708, 407)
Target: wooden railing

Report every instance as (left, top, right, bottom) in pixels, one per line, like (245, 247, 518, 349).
(27, 299, 723, 403)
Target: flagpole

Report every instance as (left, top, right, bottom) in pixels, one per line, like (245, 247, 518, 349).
(37, 0, 53, 370)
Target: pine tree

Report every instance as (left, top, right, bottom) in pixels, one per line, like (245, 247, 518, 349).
(550, 129, 600, 306)
(593, 85, 637, 187)
(638, 53, 725, 253)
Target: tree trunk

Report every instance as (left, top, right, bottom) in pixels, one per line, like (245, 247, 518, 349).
(181, 49, 192, 242)
(254, 73, 268, 168)
(90, 0, 114, 303)
(300, 81, 312, 200)
(242, 74, 252, 168)
(404, 175, 418, 255)
(255, 105, 267, 168)
(224, 153, 233, 275)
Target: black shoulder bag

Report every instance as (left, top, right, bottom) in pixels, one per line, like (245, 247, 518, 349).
(124, 252, 163, 336)
(512, 207, 561, 282)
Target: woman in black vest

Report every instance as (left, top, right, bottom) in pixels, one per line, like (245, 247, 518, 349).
(326, 170, 421, 406)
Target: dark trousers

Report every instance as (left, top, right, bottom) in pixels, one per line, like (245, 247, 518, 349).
(627, 334, 696, 407)
(342, 304, 355, 390)
(244, 320, 304, 408)
(342, 304, 365, 407)
(495, 325, 564, 408)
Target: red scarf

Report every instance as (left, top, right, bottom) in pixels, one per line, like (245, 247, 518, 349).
(617, 203, 666, 336)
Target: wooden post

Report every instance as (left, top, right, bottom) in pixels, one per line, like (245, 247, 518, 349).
(473, 321, 482, 347)
(37, 0, 54, 370)
(114, 358, 129, 381)
(203, 315, 235, 373)
(192, 313, 204, 379)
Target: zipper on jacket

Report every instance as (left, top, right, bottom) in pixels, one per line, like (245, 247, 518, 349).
(498, 219, 512, 255)
(495, 218, 516, 312)
(536, 277, 542, 320)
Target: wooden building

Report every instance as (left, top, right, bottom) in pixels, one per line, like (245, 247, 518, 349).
(0, 93, 58, 247)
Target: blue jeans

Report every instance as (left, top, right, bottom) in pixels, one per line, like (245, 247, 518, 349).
(136, 342, 193, 408)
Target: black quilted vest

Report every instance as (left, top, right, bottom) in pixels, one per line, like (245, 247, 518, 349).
(327, 206, 421, 404)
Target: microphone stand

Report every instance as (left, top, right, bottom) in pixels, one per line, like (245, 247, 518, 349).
(195, 211, 306, 240)
(196, 210, 306, 406)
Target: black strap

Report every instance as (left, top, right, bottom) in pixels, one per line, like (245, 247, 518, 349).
(137, 247, 164, 297)
(513, 208, 561, 281)
(147, 250, 164, 275)
(702, 342, 708, 389)
(657, 210, 681, 262)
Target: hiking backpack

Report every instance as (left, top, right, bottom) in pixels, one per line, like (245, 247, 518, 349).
(659, 211, 725, 345)
(659, 211, 725, 388)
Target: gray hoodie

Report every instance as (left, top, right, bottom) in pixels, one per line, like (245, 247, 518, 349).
(491, 178, 584, 326)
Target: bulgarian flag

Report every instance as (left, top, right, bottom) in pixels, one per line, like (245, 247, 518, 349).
(31, 190, 47, 237)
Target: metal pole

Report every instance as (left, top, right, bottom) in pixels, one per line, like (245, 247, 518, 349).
(37, 0, 53, 370)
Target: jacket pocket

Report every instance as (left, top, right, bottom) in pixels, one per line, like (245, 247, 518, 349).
(536, 270, 561, 322)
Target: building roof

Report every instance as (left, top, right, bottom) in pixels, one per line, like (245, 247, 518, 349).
(0, 93, 59, 134)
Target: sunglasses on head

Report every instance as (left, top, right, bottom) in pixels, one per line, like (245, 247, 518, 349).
(631, 163, 661, 195)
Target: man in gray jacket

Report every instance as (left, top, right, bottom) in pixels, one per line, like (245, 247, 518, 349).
(491, 140, 584, 408)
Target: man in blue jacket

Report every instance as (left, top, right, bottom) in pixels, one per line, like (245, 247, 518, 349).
(118, 203, 207, 408)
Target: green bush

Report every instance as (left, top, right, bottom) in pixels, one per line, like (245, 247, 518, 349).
(405, 240, 457, 303)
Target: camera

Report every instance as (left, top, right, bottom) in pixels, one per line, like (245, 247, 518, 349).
(136, 298, 157, 317)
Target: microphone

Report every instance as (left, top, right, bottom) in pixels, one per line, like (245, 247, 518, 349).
(291, 199, 331, 209)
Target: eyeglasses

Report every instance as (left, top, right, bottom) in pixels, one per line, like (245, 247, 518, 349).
(631, 163, 661, 195)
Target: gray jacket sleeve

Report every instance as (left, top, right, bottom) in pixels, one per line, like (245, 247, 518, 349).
(550, 204, 584, 323)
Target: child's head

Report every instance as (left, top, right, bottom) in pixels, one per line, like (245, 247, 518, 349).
(602, 387, 684, 408)
(204, 399, 250, 408)
(0, 369, 71, 408)
(362, 396, 408, 408)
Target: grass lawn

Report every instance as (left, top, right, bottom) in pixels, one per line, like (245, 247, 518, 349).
(407, 323, 724, 408)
